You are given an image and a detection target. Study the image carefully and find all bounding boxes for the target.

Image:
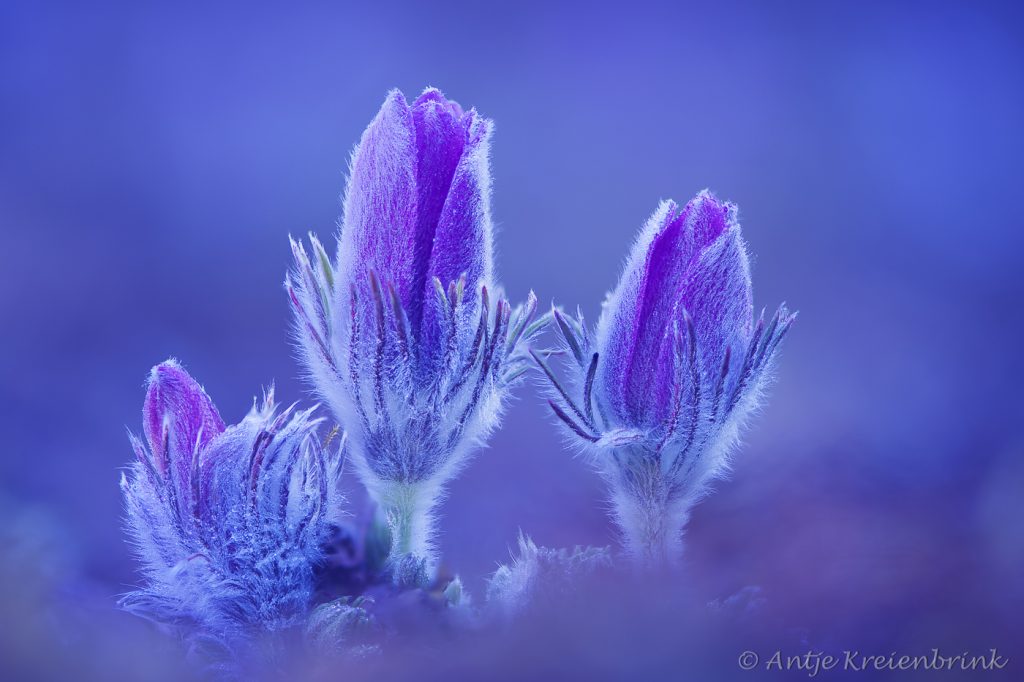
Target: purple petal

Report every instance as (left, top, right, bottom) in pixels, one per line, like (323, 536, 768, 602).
(408, 88, 474, 334)
(426, 111, 492, 297)
(620, 203, 689, 422)
(595, 201, 679, 424)
(337, 90, 419, 314)
(420, 111, 493, 365)
(679, 213, 753, 376)
(143, 360, 225, 485)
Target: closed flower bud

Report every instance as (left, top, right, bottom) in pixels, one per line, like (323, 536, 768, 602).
(287, 89, 542, 576)
(120, 360, 342, 662)
(535, 192, 794, 567)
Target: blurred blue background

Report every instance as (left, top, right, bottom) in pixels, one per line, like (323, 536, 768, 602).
(2, 0, 1022, 678)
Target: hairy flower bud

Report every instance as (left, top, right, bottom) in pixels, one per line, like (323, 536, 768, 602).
(120, 360, 342, 662)
(535, 192, 794, 566)
(287, 88, 542, 576)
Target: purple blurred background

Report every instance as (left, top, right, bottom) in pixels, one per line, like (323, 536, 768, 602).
(2, 0, 1022, 679)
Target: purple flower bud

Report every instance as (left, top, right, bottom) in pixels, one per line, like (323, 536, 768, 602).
(287, 88, 542, 575)
(121, 360, 343, 661)
(142, 360, 225, 498)
(535, 191, 794, 567)
(598, 192, 755, 427)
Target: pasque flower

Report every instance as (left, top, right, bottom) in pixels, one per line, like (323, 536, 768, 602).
(120, 360, 341, 662)
(534, 191, 794, 567)
(287, 88, 542, 576)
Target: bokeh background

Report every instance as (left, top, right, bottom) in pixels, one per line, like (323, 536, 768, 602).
(2, 0, 1023, 679)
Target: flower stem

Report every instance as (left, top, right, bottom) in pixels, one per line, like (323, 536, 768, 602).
(377, 482, 437, 582)
(612, 455, 688, 569)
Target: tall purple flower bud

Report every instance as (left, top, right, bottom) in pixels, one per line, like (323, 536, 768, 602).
(535, 192, 794, 567)
(120, 360, 342, 662)
(287, 88, 542, 576)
